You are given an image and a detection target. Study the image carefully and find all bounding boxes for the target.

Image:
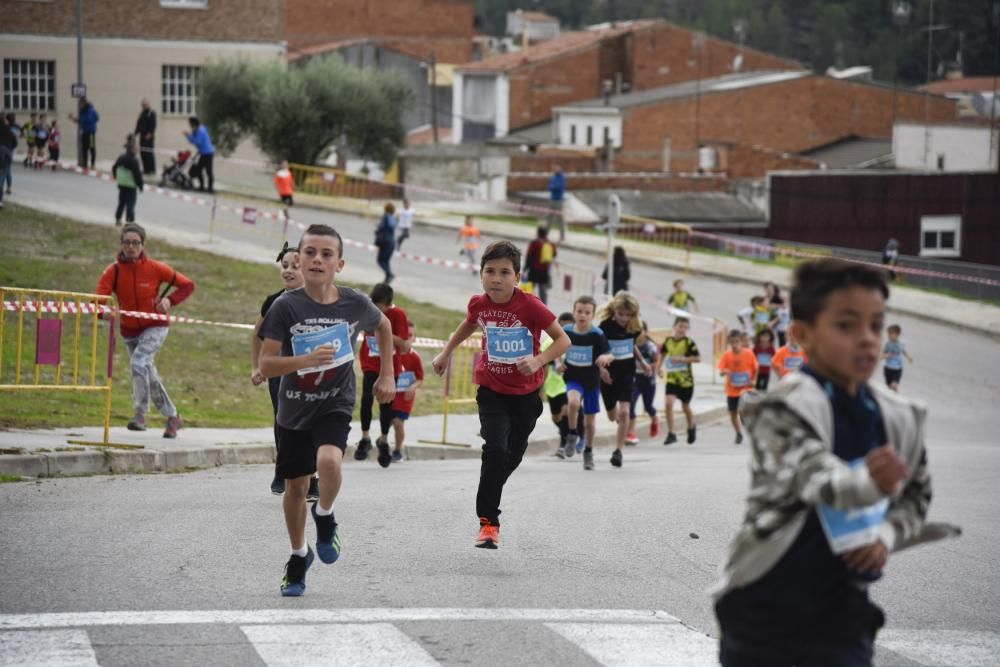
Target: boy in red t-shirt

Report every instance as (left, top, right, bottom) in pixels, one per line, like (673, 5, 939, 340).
(433, 241, 570, 549)
(753, 328, 776, 392)
(390, 321, 424, 462)
(717, 329, 758, 444)
(356, 283, 410, 468)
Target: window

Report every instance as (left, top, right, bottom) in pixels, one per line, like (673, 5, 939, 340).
(569, 124, 576, 144)
(161, 65, 200, 115)
(586, 125, 593, 146)
(919, 215, 961, 258)
(2, 59, 55, 111)
(160, 0, 207, 7)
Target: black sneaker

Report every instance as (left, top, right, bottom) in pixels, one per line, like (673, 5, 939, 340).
(376, 437, 392, 468)
(270, 477, 285, 496)
(735, 432, 744, 445)
(687, 426, 697, 444)
(306, 476, 319, 502)
(663, 432, 678, 446)
(610, 448, 622, 468)
(311, 503, 341, 564)
(280, 547, 314, 597)
(354, 436, 372, 461)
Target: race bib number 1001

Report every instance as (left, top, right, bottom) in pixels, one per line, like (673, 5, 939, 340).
(291, 322, 354, 375)
(485, 326, 532, 364)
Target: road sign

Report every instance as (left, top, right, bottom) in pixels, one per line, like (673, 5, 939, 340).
(71, 83, 87, 98)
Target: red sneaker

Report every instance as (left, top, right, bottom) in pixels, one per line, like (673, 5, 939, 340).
(650, 416, 660, 438)
(475, 517, 499, 549)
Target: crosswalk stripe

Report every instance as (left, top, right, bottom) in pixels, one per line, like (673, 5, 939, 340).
(0, 629, 98, 667)
(545, 622, 718, 667)
(877, 629, 1000, 667)
(241, 623, 441, 667)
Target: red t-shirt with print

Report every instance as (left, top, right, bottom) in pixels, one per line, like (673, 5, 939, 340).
(391, 350, 424, 415)
(465, 288, 555, 395)
(360, 305, 409, 375)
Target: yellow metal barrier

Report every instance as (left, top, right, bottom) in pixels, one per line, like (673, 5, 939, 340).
(618, 214, 693, 274)
(550, 261, 597, 298)
(419, 335, 481, 448)
(0, 287, 128, 448)
(287, 163, 380, 220)
(711, 318, 728, 384)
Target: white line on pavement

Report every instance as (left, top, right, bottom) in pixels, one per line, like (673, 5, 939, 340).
(877, 629, 1000, 667)
(242, 623, 441, 667)
(0, 608, 679, 630)
(0, 629, 98, 666)
(545, 622, 718, 667)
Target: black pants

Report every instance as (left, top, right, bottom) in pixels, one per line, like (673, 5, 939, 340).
(396, 228, 410, 249)
(192, 153, 214, 192)
(80, 132, 96, 168)
(115, 187, 137, 222)
(476, 386, 543, 525)
(139, 137, 156, 174)
(360, 370, 393, 437)
(376, 244, 394, 281)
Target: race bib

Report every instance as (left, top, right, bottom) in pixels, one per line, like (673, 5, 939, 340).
(365, 335, 380, 356)
(784, 356, 804, 370)
(754, 311, 770, 324)
(485, 326, 532, 364)
(396, 371, 416, 391)
(666, 357, 687, 372)
(609, 338, 634, 360)
(756, 352, 772, 366)
(729, 371, 749, 387)
(817, 459, 890, 554)
(565, 345, 593, 367)
(291, 322, 354, 376)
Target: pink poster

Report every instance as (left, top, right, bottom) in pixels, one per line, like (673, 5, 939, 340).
(35, 319, 62, 367)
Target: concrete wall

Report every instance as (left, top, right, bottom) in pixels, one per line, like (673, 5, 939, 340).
(893, 123, 999, 172)
(400, 144, 512, 201)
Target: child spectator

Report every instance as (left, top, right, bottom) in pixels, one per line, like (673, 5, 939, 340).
(753, 328, 777, 391)
(33, 114, 49, 168)
(112, 136, 144, 226)
(660, 316, 701, 445)
(627, 321, 660, 445)
(666, 279, 698, 314)
(717, 329, 758, 444)
(772, 329, 808, 379)
(396, 198, 416, 249)
(457, 216, 481, 275)
(431, 241, 569, 549)
(712, 259, 943, 666)
(47, 119, 61, 170)
(274, 160, 294, 207)
(882, 324, 913, 392)
(22, 112, 36, 167)
(391, 321, 424, 462)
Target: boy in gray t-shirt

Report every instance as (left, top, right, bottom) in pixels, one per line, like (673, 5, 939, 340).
(259, 224, 396, 597)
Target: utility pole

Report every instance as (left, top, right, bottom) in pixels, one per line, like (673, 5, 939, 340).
(923, 0, 937, 169)
(76, 0, 84, 168)
(606, 194, 621, 298)
(430, 51, 438, 145)
(891, 1, 912, 131)
(693, 32, 705, 173)
(991, 2, 1000, 171)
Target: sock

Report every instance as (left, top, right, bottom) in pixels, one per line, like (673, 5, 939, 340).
(567, 427, 578, 436)
(584, 447, 593, 453)
(556, 416, 569, 439)
(291, 546, 308, 557)
(315, 503, 334, 516)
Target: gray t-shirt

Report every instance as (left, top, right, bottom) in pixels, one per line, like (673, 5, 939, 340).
(259, 286, 382, 430)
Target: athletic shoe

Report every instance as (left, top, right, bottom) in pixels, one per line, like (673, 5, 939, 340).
(663, 432, 678, 446)
(126, 414, 146, 431)
(311, 504, 341, 564)
(270, 477, 285, 496)
(279, 547, 314, 597)
(735, 432, 744, 445)
(555, 445, 567, 459)
(687, 426, 697, 445)
(475, 517, 498, 549)
(163, 415, 181, 439)
(649, 416, 660, 438)
(575, 436, 585, 454)
(583, 449, 595, 470)
(625, 432, 639, 446)
(306, 476, 319, 502)
(563, 434, 578, 458)
(354, 436, 372, 461)
(610, 448, 623, 468)
(391, 450, 403, 463)
(376, 437, 392, 468)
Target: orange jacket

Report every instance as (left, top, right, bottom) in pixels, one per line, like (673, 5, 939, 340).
(96, 253, 195, 337)
(274, 168, 294, 197)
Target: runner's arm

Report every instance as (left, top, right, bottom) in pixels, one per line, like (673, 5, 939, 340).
(250, 316, 265, 383)
(432, 320, 478, 375)
(259, 337, 333, 378)
(373, 314, 397, 404)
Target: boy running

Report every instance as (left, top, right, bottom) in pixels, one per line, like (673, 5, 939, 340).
(432, 241, 569, 549)
(627, 321, 660, 445)
(597, 291, 649, 468)
(666, 279, 698, 314)
(560, 296, 613, 469)
(713, 259, 943, 666)
(259, 224, 396, 596)
(390, 322, 423, 463)
(882, 324, 913, 392)
(112, 137, 143, 226)
(273, 160, 294, 207)
(660, 317, 701, 445)
(771, 329, 808, 379)
(717, 329, 758, 444)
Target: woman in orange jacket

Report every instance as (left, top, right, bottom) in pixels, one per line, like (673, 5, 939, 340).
(96, 223, 195, 437)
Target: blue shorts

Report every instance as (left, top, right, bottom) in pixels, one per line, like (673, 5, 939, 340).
(393, 410, 410, 421)
(565, 381, 601, 415)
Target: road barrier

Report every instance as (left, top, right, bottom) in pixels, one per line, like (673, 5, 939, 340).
(418, 335, 481, 448)
(549, 261, 597, 299)
(209, 197, 289, 243)
(0, 287, 124, 448)
(618, 214, 693, 274)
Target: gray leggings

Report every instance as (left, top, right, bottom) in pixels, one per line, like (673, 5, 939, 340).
(123, 326, 177, 418)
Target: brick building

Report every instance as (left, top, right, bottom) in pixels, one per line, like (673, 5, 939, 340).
(1, 0, 284, 170)
(452, 19, 801, 143)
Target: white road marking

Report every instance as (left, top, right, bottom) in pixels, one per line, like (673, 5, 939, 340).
(878, 629, 1000, 667)
(0, 608, 678, 630)
(546, 622, 718, 667)
(0, 629, 98, 666)
(242, 623, 441, 667)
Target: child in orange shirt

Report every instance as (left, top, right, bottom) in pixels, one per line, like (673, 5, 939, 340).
(717, 328, 758, 444)
(771, 329, 809, 379)
(274, 160, 294, 207)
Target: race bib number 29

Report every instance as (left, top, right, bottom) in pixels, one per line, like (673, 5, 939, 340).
(291, 322, 354, 375)
(485, 326, 532, 364)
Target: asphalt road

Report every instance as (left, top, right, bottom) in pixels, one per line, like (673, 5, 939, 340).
(1, 166, 999, 666)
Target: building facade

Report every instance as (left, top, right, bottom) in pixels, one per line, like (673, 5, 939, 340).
(893, 122, 999, 172)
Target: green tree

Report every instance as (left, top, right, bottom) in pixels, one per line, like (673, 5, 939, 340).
(198, 57, 411, 168)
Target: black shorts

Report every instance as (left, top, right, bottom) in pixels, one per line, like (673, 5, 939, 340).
(727, 396, 742, 412)
(601, 373, 634, 410)
(275, 412, 351, 479)
(884, 367, 902, 385)
(547, 392, 567, 416)
(280, 194, 294, 206)
(666, 383, 694, 404)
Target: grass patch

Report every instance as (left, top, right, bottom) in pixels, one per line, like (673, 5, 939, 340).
(0, 203, 474, 429)
(0, 474, 24, 483)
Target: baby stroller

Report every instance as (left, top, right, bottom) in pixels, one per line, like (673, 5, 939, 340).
(159, 149, 196, 190)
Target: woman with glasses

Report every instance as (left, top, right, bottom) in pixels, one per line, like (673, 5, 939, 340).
(96, 223, 195, 437)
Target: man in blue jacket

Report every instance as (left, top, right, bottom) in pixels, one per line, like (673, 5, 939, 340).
(183, 116, 215, 193)
(547, 165, 566, 241)
(69, 97, 99, 169)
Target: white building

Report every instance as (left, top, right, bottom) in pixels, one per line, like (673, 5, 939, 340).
(893, 121, 999, 172)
